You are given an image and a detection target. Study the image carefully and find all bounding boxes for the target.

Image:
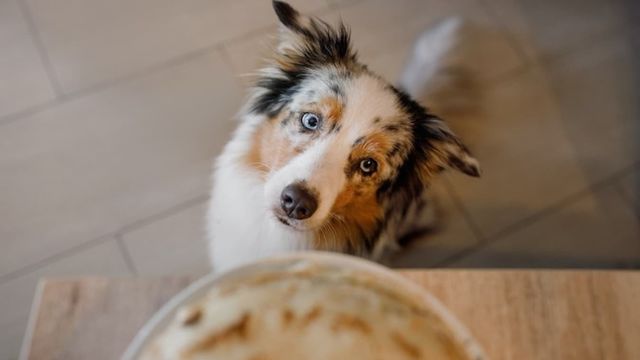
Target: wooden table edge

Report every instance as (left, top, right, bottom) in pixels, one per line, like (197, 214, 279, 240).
(20, 279, 47, 360)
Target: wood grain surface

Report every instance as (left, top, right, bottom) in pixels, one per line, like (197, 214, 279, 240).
(401, 270, 640, 360)
(22, 277, 194, 360)
(21, 271, 640, 359)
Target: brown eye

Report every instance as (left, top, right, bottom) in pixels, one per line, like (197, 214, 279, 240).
(359, 158, 377, 174)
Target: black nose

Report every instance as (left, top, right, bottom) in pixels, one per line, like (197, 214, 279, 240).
(280, 184, 318, 220)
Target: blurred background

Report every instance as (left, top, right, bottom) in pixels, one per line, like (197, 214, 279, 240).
(0, 0, 638, 358)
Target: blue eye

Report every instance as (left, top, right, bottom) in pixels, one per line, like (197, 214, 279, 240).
(359, 158, 378, 174)
(301, 112, 321, 130)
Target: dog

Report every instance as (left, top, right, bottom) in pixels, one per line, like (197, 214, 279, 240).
(207, 1, 480, 272)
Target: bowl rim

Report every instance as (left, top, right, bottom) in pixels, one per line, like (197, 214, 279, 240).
(122, 251, 487, 360)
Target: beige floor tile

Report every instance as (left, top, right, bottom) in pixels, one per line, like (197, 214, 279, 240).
(482, 0, 630, 61)
(448, 186, 640, 268)
(24, 0, 326, 94)
(336, 0, 459, 59)
(326, 0, 361, 6)
(445, 64, 591, 238)
(222, 7, 344, 89)
(448, 26, 638, 240)
(339, 0, 524, 81)
(0, 51, 242, 277)
(223, 30, 279, 89)
(542, 33, 639, 184)
(390, 179, 480, 268)
(0, 0, 55, 118)
(363, 41, 414, 86)
(122, 201, 210, 276)
(0, 239, 129, 360)
(224, 0, 524, 90)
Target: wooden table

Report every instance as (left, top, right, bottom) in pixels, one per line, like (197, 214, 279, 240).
(20, 271, 640, 359)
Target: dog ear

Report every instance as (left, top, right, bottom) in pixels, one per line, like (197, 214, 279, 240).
(273, 1, 303, 32)
(271, 0, 354, 64)
(421, 118, 481, 178)
(272, 1, 311, 51)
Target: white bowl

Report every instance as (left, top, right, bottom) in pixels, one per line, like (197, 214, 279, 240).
(123, 252, 486, 360)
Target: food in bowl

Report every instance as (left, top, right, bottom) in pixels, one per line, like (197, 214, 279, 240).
(135, 255, 483, 359)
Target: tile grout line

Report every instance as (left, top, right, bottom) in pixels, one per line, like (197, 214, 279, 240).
(0, 1, 350, 279)
(0, 99, 60, 127)
(0, 235, 114, 285)
(0, 0, 624, 129)
(615, 184, 640, 217)
(0, 40, 219, 127)
(440, 176, 487, 244)
(611, 166, 640, 217)
(16, 0, 67, 99)
(611, 178, 640, 265)
(116, 194, 210, 235)
(492, 162, 640, 239)
(0, 194, 209, 285)
(114, 235, 138, 275)
(0, 1, 344, 128)
(0, 31, 261, 127)
(56, 42, 227, 103)
(1, 0, 631, 274)
(438, 161, 640, 267)
(475, 0, 629, 71)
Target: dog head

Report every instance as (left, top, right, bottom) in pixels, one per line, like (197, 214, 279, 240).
(244, 1, 480, 253)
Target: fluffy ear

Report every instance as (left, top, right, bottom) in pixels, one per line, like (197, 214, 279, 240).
(423, 118, 481, 178)
(272, 1, 353, 58)
(252, 2, 353, 116)
(273, 1, 303, 32)
(272, 1, 312, 51)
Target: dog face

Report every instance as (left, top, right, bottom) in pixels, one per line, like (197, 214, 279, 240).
(245, 1, 479, 253)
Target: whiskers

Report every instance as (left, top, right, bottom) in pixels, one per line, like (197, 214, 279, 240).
(315, 213, 350, 253)
(248, 160, 275, 175)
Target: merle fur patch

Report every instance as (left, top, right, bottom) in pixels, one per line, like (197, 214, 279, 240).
(250, 2, 357, 117)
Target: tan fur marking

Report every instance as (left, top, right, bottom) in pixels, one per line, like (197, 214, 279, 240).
(319, 96, 343, 125)
(347, 131, 401, 182)
(312, 184, 381, 254)
(244, 126, 268, 175)
(334, 186, 380, 230)
(351, 131, 393, 159)
(310, 130, 405, 253)
(274, 49, 301, 72)
(244, 96, 344, 177)
(245, 112, 300, 176)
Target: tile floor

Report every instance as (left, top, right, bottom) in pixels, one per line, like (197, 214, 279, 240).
(0, 0, 638, 358)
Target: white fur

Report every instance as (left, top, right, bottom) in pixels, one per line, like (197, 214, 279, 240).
(207, 74, 398, 273)
(207, 117, 313, 273)
(208, 17, 470, 273)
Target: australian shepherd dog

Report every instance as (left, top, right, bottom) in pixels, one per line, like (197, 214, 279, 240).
(207, 1, 480, 272)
